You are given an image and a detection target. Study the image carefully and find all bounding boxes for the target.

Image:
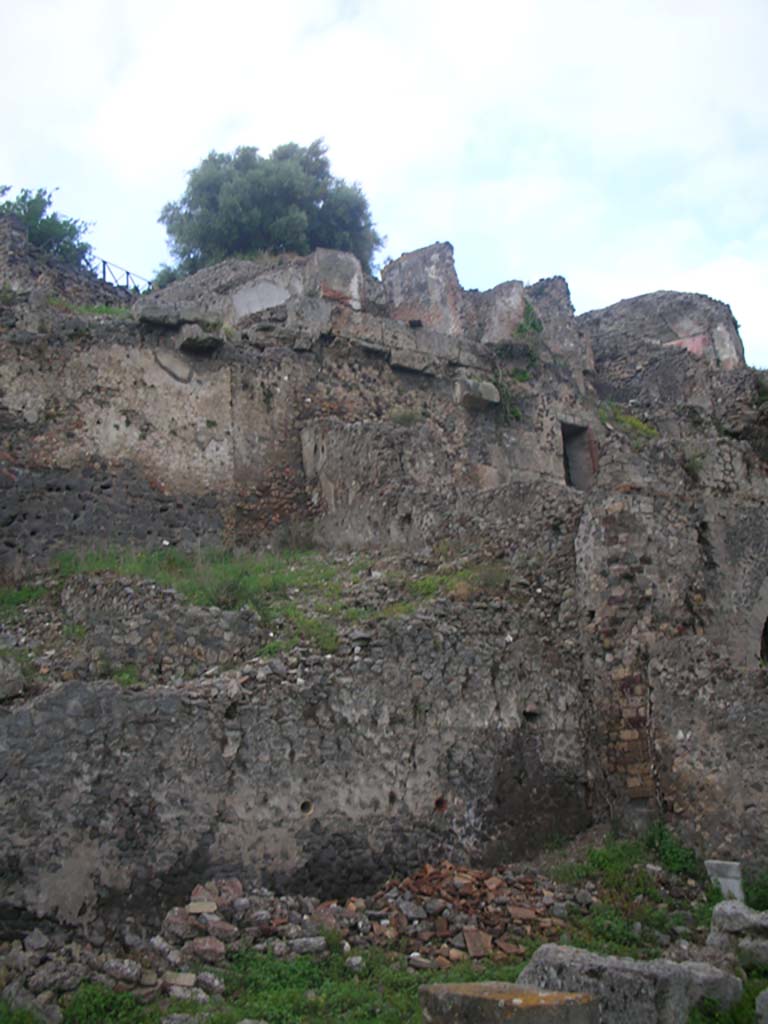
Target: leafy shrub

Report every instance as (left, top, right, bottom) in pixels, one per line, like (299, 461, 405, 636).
(645, 822, 701, 878)
(0, 187, 92, 269)
(159, 139, 382, 275)
(113, 664, 141, 688)
(515, 300, 543, 336)
(492, 372, 523, 425)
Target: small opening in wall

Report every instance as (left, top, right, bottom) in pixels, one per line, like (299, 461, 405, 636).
(561, 422, 596, 491)
(300, 800, 313, 815)
(388, 790, 398, 806)
(761, 620, 768, 664)
(434, 796, 447, 813)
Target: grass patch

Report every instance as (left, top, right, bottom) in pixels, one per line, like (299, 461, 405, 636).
(47, 548, 497, 658)
(61, 983, 144, 1024)
(0, 584, 46, 623)
(551, 825, 710, 958)
(54, 546, 354, 657)
(54, 547, 337, 611)
(49, 297, 131, 318)
(405, 563, 507, 602)
(599, 403, 659, 446)
(216, 946, 527, 1024)
(0, 949, 529, 1024)
(645, 821, 701, 878)
(745, 869, 768, 911)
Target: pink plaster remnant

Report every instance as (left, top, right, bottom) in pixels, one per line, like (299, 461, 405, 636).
(663, 334, 708, 358)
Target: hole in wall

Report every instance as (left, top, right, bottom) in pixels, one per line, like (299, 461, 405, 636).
(561, 422, 596, 491)
(761, 620, 768, 664)
(434, 796, 447, 813)
(388, 790, 397, 806)
(300, 800, 313, 815)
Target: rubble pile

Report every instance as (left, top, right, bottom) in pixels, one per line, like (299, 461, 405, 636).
(0, 857, 722, 1022)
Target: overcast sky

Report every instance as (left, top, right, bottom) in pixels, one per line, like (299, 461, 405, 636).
(2, 0, 766, 364)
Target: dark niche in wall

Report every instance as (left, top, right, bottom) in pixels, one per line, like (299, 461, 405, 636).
(561, 422, 596, 491)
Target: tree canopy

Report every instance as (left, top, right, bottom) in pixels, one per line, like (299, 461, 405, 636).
(158, 139, 382, 278)
(0, 187, 92, 269)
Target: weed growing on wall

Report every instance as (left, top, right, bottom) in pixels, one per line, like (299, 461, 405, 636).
(599, 402, 659, 447)
(492, 371, 523, 425)
(515, 300, 544, 336)
(48, 297, 131, 317)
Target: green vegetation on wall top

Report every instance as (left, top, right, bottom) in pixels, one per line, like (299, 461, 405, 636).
(157, 139, 382, 283)
(0, 186, 92, 270)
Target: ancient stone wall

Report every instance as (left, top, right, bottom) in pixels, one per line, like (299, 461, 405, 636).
(2, 232, 767, 941)
(0, 577, 591, 928)
(0, 216, 131, 310)
(578, 290, 744, 370)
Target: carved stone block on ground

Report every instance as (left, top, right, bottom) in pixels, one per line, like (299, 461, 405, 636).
(518, 943, 742, 1024)
(419, 982, 598, 1022)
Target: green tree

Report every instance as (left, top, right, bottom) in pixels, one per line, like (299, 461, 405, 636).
(0, 186, 92, 269)
(158, 139, 382, 278)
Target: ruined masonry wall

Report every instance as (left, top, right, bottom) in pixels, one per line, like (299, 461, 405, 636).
(0, 587, 590, 927)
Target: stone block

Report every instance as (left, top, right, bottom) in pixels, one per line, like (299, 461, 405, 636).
(134, 300, 206, 327)
(419, 982, 598, 1022)
(705, 861, 744, 902)
(186, 900, 218, 914)
(454, 378, 500, 411)
(305, 248, 363, 311)
(331, 307, 386, 351)
(756, 987, 768, 1024)
(0, 654, 25, 701)
(390, 348, 436, 374)
(478, 281, 526, 346)
(518, 943, 742, 1024)
(737, 938, 768, 968)
(710, 900, 768, 936)
(381, 242, 465, 336)
(162, 971, 196, 988)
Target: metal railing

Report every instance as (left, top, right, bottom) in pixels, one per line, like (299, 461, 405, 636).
(89, 257, 152, 292)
